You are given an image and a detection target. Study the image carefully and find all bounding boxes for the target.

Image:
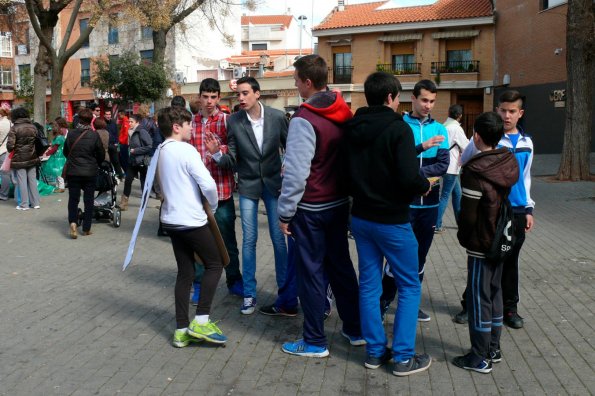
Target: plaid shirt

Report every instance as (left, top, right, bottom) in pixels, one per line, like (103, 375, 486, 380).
(190, 109, 235, 201)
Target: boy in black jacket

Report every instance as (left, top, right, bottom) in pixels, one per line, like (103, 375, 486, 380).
(345, 72, 433, 376)
(453, 112, 518, 373)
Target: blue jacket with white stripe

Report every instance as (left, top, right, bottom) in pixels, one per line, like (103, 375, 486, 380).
(461, 126, 535, 215)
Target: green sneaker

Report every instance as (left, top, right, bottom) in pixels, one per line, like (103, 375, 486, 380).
(188, 320, 228, 344)
(172, 329, 202, 348)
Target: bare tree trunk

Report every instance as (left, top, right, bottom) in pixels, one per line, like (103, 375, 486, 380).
(32, 28, 53, 124)
(48, 62, 64, 121)
(152, 29, 171, 110)
(557, 0, 594, 181)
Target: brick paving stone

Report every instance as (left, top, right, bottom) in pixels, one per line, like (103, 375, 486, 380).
(0, 156, 594, 395)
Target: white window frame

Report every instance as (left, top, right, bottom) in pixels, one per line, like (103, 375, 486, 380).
(0, 33, 13, 58)
(0, 66, 12, 86)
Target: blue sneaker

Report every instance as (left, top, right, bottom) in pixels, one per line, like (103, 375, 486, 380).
(191, 282, 200, 306)
(282, 339, 329, 357)
(240, 297, 256, 315)
(228, 280, 244, 297)
(340, 330, 366, 346)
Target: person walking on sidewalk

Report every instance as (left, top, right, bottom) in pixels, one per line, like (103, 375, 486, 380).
(63, 108, 105, 238)
(120, 114, 152, 211)
(190, 78, 244, 304)
(155, 106, 227, 348)
(452, 112, 518, 373)
(0, 108, 13, 200)
(346, 71, 433, 375)
(278, 55, 363, 357)
(455, 90, 535, 329)
(211, 76, 289, 315)
(6, 107, 42, 211)
(435, 104, 469, 233)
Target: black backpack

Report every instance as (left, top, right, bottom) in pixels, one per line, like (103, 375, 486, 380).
(485, 192, 516, 262)
(33, 122, 50, 156)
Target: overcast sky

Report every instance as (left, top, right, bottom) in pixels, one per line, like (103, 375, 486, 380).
(251, 0, 437, 28)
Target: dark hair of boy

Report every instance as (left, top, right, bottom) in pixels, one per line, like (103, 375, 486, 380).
(94, 117, 107, 130)
(498, 90, 525, 108)
(236, 76, 260, 93)
(293, 54, 327, 90)
(130, 114, 142, 123)
(55, 117, 68, 129)
(170, 95, 186, 108)
(189, 99, 200, 114)
(118, 109, 126, 115)
(78, 108, 94, 124)
(200, 78, 221, 95)
(157, 107, 192, 138)
(474, 112, 504, 148)
(363, 71, 402, 106)
(10, 107, 29, 122)
(413, 79, 437, 97)
(448, 104, 463, 119)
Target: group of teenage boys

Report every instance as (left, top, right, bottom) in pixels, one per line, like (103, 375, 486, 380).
(152, 54, 534, 376)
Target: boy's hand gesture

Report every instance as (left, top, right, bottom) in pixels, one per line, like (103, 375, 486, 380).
(422, 135, 445, 150)
(205, 132, 220, 154)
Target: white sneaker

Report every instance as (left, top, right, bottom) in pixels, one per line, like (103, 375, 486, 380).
(16, 206, 30, 211)
(33, 205, 40, 209)
(240, 297, 256, 315)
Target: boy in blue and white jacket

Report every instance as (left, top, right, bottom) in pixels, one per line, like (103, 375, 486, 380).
(380, 80, 449, 322)
(456, 90, 535, 329)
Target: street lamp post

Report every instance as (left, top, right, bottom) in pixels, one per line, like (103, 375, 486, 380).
(298, 15, 307, 57)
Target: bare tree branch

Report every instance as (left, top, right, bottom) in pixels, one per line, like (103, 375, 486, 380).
(24, 0, 57, 60)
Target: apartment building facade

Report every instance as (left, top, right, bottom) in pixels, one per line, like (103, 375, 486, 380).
(13, 1, 241, 120)
(494, 0, 594, 154)
(313, 0, 495, 134)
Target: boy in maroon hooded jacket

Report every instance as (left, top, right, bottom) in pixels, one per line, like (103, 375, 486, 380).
(277, 54, 363, 358)
(453, 112, 519, 373)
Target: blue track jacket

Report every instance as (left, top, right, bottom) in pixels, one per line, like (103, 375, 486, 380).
(461, 126, 535, 215)
(403, 113, 449, 208)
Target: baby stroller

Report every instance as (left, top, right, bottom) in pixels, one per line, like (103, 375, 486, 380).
(77, 161, 121, 228)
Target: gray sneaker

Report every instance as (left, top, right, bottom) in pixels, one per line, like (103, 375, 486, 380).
(393, 353, 432, 376)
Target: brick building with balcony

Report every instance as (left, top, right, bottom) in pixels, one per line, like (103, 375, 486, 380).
(493, 0, 594, 154)
(313, 0, 495, 133)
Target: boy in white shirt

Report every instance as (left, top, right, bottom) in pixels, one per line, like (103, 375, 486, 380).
(156, 106, 227, 348)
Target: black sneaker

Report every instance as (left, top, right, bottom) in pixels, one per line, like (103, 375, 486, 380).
(454, 309, 468, 324)
(452, 353, 492, 374)
(417, 309, 431, 322)
(489, 349, 502, 363)
(365, 348, 392, 369)
(259, 304, 298, 317)
(392, 353, 432, 376)
(504, 312, 524, 329)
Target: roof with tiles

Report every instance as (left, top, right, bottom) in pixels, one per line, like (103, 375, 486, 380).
(313, 0, 493, 31)
(241, 15, 293, 28)
(227, 49, 314, 66)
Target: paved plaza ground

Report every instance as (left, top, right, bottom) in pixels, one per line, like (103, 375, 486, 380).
(0, 155, 593, 395)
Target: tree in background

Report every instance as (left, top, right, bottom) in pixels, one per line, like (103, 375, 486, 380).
(557, 0, 594, 181)
(92, 51, 170, 104)
(25, 0, 108, 122)
(125, 0, 255, 105)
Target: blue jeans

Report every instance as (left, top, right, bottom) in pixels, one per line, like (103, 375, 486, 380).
(194, 196, 242, 288)
(436, 174, 461, 229)
(352, 216, 421, 362)
(239, 187, 287, 299)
